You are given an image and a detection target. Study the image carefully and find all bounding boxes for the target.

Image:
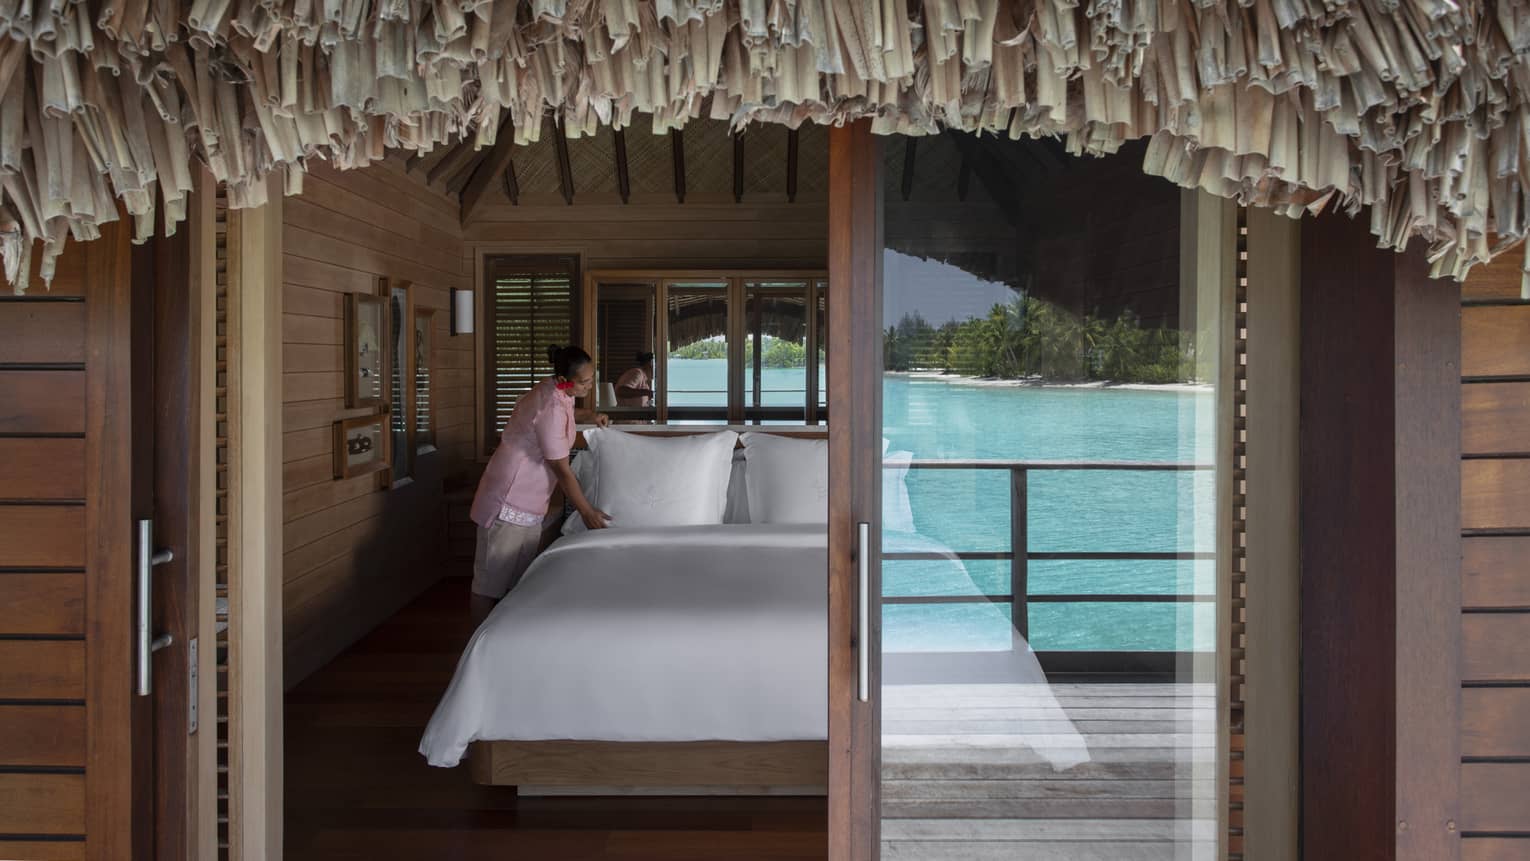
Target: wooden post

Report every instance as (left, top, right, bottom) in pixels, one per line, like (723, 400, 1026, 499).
(1299, 211, 1461, 861)
(827, 119, 882, 861)
(1243, 207, 1301, 861)
(229, 179, 285, 860)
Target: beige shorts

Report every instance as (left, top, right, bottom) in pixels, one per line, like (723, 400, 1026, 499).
(470, 520, 543, 599)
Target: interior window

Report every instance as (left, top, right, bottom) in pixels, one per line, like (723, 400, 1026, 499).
(482, 255, 576, 451)
(665, 281, 731, 423)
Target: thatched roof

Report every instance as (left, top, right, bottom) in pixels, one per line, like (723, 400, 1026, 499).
(3, 0, 1530, 291)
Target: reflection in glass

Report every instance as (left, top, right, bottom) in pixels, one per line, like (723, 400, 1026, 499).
(389, 284, 411, 482)
(414, 308, 435, 452)
(877, 135, 1221, 858)
(665, 283, 729, 420)
(745, 282, 809, 421)
(596, 282, 659, 423)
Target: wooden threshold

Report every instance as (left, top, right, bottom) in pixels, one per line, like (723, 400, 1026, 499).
(469, 740, 828, 794)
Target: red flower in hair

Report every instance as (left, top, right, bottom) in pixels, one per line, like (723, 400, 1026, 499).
(556, 380, 576, 392)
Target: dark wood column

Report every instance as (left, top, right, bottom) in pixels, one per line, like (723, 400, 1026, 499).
(1300, 212, 1461, 861)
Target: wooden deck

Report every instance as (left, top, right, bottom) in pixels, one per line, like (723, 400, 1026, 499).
(882, 682, 1217, 860)
(286, 578, 1216, 860)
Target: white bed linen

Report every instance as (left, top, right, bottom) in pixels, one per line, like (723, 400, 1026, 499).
(420, 524, 828, 767)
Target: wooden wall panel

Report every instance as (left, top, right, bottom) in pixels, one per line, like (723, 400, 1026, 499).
(1462, 246, 1525, 301)
(0, 302, 85, 364)
(0, 230, 126, 853)
(1461, 764, 1530, 833)
(0, 371, 85, 433)
(0, 705, 86, 766)
(1463, 689, 1530, 758)
(0, 506, 85, 568)
(1463, 305, 1530, 377)
(1463, 383, 1530, 456)
(0, 840, 85, 860)
(1463, 537, 1530, 608)
(0, 439, 85, 499)
(0, 573, 85, 634)
(0, 640, 85, 699)
(1459, 249, 1530, 857)
(0, 774, 86, 834)
(1462, 615, 1530, 682)
(281, 158, 470, 685)
(1463, 460, 1530, 530)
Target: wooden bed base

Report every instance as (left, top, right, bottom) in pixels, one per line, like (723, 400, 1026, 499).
(469, 740, 828, 795)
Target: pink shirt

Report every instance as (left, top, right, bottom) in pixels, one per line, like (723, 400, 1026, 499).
(470, 377, 576, 528)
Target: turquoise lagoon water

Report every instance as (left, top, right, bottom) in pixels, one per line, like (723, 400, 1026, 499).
(665, 359, 1217, 653)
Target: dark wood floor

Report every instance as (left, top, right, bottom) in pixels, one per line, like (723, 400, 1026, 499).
(285, 577, 829, 860)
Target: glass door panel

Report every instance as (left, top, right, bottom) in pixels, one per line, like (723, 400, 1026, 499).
(594, 280, 659, 424)
(861, 131, 1227, 859)
(744, 280, 811, 423)
(663, 280, 731, 424)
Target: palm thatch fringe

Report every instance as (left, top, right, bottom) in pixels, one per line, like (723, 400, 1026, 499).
(2, 0, 1529, 293)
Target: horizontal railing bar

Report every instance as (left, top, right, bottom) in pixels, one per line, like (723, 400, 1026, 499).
(883, 595, 1013, 604)
(884, 594, 1215, 604)
(893, 460, 1213, 471)
(884, 551, 1213, 561)
(1030, 551, 1214, 561)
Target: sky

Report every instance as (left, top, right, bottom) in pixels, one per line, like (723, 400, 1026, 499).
(882, 250, 1019, 328)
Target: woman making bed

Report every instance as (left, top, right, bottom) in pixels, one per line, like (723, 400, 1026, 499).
(468, 344, 611, 622)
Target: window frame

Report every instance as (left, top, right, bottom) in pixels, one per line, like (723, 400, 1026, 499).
(582, 269, 828, 425)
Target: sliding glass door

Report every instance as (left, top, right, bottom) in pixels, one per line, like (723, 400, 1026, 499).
(828, 123, 1232, 860)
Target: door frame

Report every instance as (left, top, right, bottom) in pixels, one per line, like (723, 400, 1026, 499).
(826, 120, 881, 861)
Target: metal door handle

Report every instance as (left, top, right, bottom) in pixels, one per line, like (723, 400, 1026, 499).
(857, 521, 869, 703)
(137, 520, 174, 697)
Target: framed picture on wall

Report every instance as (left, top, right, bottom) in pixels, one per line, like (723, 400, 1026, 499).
(344, 293, 389, 408)
(414, 306, 437, 454)
(332, 414, 391, 479)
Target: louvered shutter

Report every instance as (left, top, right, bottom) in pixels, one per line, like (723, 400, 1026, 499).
(483, 256, 577, 451)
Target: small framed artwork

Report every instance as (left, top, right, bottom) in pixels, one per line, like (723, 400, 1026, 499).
(332, 414, 391, 480)
(345, 293, 389, 408)
(414, 306, 437, 453)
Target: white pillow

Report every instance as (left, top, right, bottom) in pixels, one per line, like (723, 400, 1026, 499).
(740, 433, 828, 524)
(569, 429, 739, 530)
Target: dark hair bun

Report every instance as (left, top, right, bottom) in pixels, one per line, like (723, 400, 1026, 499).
(546, 344, 562, 366)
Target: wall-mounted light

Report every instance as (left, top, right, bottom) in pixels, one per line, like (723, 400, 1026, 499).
(450, 288, 474, 336)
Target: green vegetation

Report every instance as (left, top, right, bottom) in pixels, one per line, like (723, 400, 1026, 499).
(884, 296, 1194, 384)
(671, 336, 808, 368)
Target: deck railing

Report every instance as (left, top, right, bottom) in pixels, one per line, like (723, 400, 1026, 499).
(884, 460, 1215, 676)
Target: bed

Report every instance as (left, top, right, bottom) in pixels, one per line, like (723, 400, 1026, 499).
(418, 434, 833, 793)
(419, 428, 1086, 793)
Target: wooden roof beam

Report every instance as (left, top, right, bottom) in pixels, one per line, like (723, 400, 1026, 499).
(459, 118, 518, 225)
(502, 162, 520, 205)
(426, 138, 480, 187)
(901, 137, 917, 201)
(786, 128, 799, 203)
(733, 131, 744, 203)
(554, 119, 575, 205)
(446, 152, 486, 196)
(671, 129, 686, 204)
(947, 130, 1025, 227)
(614, 128, 631, 204)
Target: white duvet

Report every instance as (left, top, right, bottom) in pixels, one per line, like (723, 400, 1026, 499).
(420, 525, 829, 767)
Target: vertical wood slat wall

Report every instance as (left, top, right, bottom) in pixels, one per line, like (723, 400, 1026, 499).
(0, 228, 128, 860)
(1459, 246, 1530, 860)
(1228, 211, 1250, 859)
(214, 187, 233, 859)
